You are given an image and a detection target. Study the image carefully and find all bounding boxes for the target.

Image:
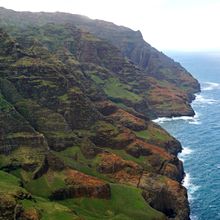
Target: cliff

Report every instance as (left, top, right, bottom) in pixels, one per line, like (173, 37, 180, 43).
(0, 7, 200, 118)
(0, 7, 199, 220)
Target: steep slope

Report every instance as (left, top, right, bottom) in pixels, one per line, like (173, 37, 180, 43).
(0, 22, 191, 220)
(0, 7, 200, 118)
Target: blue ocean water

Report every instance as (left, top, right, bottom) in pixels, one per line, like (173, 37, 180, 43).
(154, 51, 220, 220)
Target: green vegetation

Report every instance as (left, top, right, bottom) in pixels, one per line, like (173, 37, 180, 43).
(90, 74, 105, 84)
(22, 197, 79, 220)
(0, 78, 23, 103)
(45, 131, 77, 139)
(58, 93, 69, 102)
(92, 120, 119, 135)
(135, 125, 171, 142)
(13, 57, 37, 67)
(60, 184, 165, 220)
(31, 79, 57, 89)
(1, 169, 164, 220)
(0, 170, 21, 187)
(6, 131, 39, 138)
(25, 171, 66, 198)
(82, 32, 101, 42)
(105, 148, 153, 171)
(0, 146, 45, 181)
(104, 78, 142, 102)
(114, 102, 134, 111)
(53, 146, 110, 182)
(0, 170, 28, 196)
(0, 93, 14, 112)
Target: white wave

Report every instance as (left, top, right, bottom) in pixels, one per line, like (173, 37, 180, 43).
(202, 82, 220, 91)
(183, 173, 190, 188)
(193, 94, 218, 105)
(180, 147, 193, 156)
(179, 147, 193, 162)
(190, 215, 198, 220)
(152, 117, 174, 123)
(153, 111, 200, 125)
(189, 120, 202, 125)
(153, 116, 193, 123)
(183, 173, 200, 201)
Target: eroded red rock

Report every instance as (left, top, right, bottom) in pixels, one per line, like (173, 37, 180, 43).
(50, 169, 111, 200)
(97, 152, 142, 186)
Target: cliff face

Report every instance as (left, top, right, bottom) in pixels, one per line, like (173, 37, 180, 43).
(0, 8, 198, 220)
(0, 7, 200, 118)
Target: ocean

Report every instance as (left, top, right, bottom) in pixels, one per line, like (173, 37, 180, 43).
(154, 51, 220, 220)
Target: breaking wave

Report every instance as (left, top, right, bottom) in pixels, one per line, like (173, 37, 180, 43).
(202, 82, 220, 91)
(153, 111, 200, 125)
(183, 173, 200, 202)
(193, 94, 218, 105)
(179, 147, 193, 162)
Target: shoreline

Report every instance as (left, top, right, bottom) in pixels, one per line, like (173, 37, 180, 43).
(153, 93, 200, 219)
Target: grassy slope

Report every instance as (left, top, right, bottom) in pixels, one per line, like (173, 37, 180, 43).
(22, 197, 79, 220)
(60, 184, 165, 220)
(0, 169, 165, 220)
(104, 78, 142, 103)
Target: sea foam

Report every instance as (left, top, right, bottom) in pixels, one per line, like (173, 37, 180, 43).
(193, 94, 218, 105)
(179, 147, 193, 157)
(179, 147, 193, 162)
(202, 82, 220, 91)
(153, 111, 200, 125)
(183, 173, 200, 201)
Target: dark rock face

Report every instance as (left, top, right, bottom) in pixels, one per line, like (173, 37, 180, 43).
(139, 173, 190, 220)
(159, 158, 185, 182)
(50, 184, 111, 200)
(0, 195, 20, 220)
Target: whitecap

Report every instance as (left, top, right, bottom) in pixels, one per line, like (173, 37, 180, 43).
(189, 120, 202, 125)
(183, 173, 200, 201)
(152, 116, 192, 123)
(180, 147, 193, 156)
(153, 111, 200, 125)
(183, 173, 191, 188)
(179, 147, 193, 162)
(202, 82, 220, 91)
(190, 215, 198, 220)
(152, 117, 173, 123)
(193, 94, 218, 105)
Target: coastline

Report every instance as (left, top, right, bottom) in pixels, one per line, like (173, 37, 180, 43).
(153, 92, 200, 219)
(0, 7, 201, 220)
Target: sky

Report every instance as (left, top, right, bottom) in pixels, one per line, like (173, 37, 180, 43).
(0, 0, 220, 51)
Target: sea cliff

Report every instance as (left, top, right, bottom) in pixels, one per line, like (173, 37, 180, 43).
(0, 7, 200, 220)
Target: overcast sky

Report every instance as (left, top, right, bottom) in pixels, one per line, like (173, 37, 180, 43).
(0, 0, 220, 51)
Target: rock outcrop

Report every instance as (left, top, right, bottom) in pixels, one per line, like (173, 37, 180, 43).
(97, 152, 143, 186)
(139, 173, 190, 220)
(50, 169, 111, 200)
